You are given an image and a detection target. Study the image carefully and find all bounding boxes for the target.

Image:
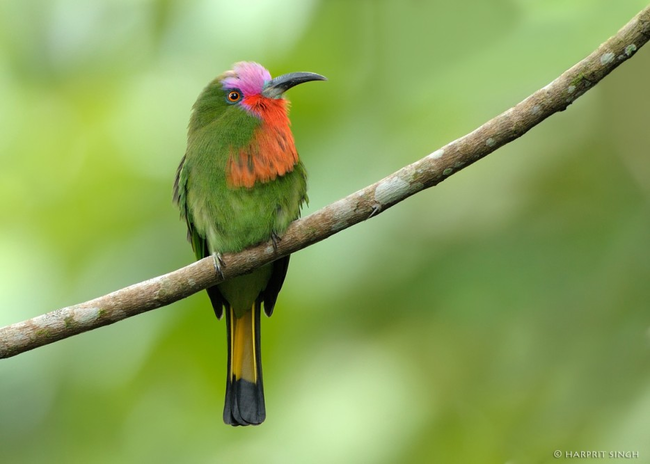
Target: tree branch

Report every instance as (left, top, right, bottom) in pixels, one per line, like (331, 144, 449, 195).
(2, 6, 649, 359)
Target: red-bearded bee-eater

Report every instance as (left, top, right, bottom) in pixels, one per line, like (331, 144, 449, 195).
(173, 62, 326, 426)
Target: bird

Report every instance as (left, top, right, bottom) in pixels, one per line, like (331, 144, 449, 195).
(173, 62, 326, 426)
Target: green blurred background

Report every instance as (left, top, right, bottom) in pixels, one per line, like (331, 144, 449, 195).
(1, 1, 649, 463)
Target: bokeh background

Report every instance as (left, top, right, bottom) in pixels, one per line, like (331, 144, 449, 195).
(1, 1, 649, 463)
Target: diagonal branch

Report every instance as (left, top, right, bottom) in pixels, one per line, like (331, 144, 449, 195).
(2, 6, 649, 359)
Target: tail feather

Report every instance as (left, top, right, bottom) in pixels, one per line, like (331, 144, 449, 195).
(223, 302, 265, 426)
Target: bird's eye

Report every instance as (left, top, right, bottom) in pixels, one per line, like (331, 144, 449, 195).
(227, 90, 242, 103)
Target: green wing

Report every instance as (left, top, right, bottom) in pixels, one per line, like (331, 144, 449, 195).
(174, 154, 226, 318)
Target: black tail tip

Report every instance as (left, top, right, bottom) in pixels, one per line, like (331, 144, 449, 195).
(223, 378, 266, 426)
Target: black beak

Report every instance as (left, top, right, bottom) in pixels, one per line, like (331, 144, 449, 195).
(262, 72, 327, 98)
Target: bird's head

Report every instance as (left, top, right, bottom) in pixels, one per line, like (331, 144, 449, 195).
(188, 62, 325, 188)
(218, 61, 326, 118)
(190, 62, 325, 131)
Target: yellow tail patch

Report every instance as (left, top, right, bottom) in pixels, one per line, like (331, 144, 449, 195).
(230, 307, 257, 383)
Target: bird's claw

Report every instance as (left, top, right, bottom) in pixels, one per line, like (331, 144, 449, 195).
(212, 252, 226, 279)
(271, 232, 281, 251)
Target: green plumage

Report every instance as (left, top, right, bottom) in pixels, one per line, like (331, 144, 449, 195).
(174, 77, 307, 316)
(173, 62, 322, 426)
(176, 78, 307, 259)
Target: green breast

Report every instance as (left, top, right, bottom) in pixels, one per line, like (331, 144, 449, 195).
(184, 114, 307, 254)
(189, 162, 307, 254)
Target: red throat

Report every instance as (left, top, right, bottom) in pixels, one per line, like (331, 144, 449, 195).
(227, 96, 298, 189)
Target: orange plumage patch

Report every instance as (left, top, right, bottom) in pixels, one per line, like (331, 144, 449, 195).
(227, 96, 298, 189)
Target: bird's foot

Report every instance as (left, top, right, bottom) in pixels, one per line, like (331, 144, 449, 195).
(271, 232, 281, 251)
(212, 252, 226, 280)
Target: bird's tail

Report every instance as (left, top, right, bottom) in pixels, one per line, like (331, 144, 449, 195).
(223, 301, 265, 426)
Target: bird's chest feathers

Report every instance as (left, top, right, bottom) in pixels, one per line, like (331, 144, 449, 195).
(227, 96, 298, 189)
